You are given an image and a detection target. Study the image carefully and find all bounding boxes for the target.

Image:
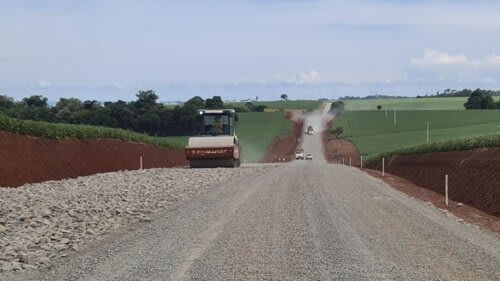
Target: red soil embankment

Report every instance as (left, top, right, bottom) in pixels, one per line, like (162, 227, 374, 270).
(0, 131, 186, 187)
(367, 149, 500, 218)
(322, 121, 361, 166)
(261, 114, 304, 163)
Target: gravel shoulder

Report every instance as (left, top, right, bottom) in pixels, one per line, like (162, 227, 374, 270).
(0, 166, 265, 275)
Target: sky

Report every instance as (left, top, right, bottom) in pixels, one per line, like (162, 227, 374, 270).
(1, 0, 500, 102)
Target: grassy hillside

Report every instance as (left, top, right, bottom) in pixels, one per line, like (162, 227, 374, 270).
(227, 100, 321, 112)
(235, 112, 293, 162)
(341, 97, 485, 111)
(335, 110, 500, 157)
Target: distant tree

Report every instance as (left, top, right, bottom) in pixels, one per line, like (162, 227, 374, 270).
(255, 96, 259, 101)
(83, 100, 101, 110)
(245, 102, 253, 109)
(280, 94, 289, 101)
(330, 126, 344, 139)
(22, 95, 48, 108)
(253, 105, 267, 112)
(330, 101, 345, 114)
(0, 95, 15, 109)
(377, 105, 382, 111)
(464, 89, 495, 110)
(54, 98, 84, 123)
(205, 96, 224, 109)
(134, 90, 159, 110)
(184, 96, 205, 109)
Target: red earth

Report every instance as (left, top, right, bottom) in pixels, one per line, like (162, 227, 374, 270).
(0, 131, 186, 187)
(0, 114, 302, 187)
(260, 114, 304, 163)
(367, 149, 500, 218)
(322, 120, 361, 166)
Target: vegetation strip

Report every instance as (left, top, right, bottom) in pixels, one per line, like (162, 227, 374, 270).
(0, 114, 184, 149)
(365, 132, 500, 165)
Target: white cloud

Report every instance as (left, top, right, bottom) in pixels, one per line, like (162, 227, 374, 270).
(112, 82, 126, 89)
(482, 77, 496, 84)
(37, 80, 52, 88)
(287, 70, 321, 85)
(411, 49, 500, 68)
(411, 49, 469, 66)
(483, 55, 500, 67)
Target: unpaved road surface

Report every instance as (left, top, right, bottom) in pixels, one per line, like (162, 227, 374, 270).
(9, 112, 500, 281)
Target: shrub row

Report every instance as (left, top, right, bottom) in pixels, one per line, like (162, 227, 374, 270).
(0, 114, 183, 150)
(365, 132, 500, 166)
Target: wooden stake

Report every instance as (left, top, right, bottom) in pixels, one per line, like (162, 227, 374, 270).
(445, 174, 449, 206)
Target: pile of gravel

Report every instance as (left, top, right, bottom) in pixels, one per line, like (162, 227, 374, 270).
(0, 167, 260, 273)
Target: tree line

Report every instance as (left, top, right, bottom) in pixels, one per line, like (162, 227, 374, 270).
(418, 88, 500, 98)
(0, 91, 239, 136)
(463, 88, 500, 110)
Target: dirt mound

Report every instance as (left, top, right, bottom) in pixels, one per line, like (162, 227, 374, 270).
(261, 115, 304, 163)
(322, 122, 360, 166)
(368, 148, 500, 218)
(0, 131, 186, 187)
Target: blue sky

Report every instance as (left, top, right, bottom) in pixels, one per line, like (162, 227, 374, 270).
(1, 0, 500, 101)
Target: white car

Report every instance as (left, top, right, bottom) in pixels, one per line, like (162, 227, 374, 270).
(306, 154, 313, 160)
(295, 149, 304, 160)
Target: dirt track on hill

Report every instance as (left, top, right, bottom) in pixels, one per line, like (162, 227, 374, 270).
(260, 113, 304, 163)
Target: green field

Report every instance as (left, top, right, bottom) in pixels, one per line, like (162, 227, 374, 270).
(335, 110, 500, 157)
(227, 100, 321, 112)
(236, 112, 292, 162)
(341, 97, 500, 111)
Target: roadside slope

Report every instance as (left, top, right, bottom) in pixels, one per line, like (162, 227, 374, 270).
(0, 131, 186, 187)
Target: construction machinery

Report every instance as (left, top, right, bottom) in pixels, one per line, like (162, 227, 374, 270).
(185, 109, 241, 168)
(307, 125, 314, 135)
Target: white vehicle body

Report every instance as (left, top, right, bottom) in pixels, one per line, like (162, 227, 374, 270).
(295, 149, 304, 160)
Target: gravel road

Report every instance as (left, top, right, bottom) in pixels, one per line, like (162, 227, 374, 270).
(5, 112, 500, 280)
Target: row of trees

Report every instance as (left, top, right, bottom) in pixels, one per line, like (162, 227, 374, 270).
(0, 91, 230, 136)
(463, 89, 500, 110)
(418, 88, 500, 99)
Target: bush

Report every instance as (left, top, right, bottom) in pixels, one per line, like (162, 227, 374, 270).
(330, 126, 344, 139)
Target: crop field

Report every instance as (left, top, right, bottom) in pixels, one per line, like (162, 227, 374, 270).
(236, 112, 292, 162)
(335, 110, 500, 157)
(341, 97, 476, 111)
(227, 100, 321, 112)
(0, 114, 186, 149)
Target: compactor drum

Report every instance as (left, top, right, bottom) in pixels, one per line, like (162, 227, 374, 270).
(185, 109, 241, 168)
